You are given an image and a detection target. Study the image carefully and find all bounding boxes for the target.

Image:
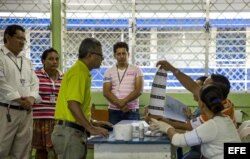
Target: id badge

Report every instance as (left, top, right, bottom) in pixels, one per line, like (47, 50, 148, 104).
(50, 94, 56, 103)
(20, 79, 25, 86)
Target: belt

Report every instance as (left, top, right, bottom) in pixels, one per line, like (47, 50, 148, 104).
(56, 120, 85, 133)
(109, 108, 139, 112)
(0, 102, 26, 111)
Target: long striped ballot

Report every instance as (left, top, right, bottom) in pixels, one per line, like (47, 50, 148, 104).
(148, 68, 167, 116)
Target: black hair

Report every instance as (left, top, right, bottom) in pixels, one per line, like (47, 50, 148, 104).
(113, 42, 129, 54)
(4, 24, 25, 44)
(210, 74, 230, 99)
(200, 84, 224, 114)
(41, 48, 58, 61)
(196, 76, 208, 83)
(78, 38, 102, 58)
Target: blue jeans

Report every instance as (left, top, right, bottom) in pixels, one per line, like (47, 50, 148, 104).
(108, 109, 140, 125)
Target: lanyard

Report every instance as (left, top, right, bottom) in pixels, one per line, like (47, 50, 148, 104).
(1, 49, 23, 73)
(116, 65, 128, 85)
(7, 56, 23, 73)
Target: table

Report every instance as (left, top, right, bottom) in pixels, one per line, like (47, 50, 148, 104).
(88, 132, 176, 159)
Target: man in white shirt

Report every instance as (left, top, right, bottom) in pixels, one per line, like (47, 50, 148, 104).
(0, 24, 40, 159)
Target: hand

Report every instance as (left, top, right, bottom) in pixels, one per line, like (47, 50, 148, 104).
(145, 113, 164, 124)
(93, 120, 113, 127)
(26, 96, 36, 105)
(156, 60, 175, 72)
(149, 118, 173, 134)
(88, 126, 109, 137)
(119, 99, 127, 107)
(183, 108, 193, 119)
(20, 96, 35, 111)
(15, 96, 34, 112)
(116, 99, 127, 108)
(120, 105, 130, 113)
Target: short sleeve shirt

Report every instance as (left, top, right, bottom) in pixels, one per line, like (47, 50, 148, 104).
(54, 60, 92, 123)
(103, 64, 143, 109)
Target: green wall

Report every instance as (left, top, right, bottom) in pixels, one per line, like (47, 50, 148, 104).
(91, 92, 250, 120)
(91, 92, 250, 107)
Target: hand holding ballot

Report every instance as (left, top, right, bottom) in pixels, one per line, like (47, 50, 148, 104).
(149, 118, 173, 134)
(147, 68, 188, 123)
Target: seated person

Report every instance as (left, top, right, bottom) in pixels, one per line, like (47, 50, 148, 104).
(149, 84, 241, 159)
(152, 60, 236, 131)
(184, 76, 208, 120)
(182, 76, 207, 159)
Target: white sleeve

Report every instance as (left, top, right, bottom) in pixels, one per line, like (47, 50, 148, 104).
(190, 116, 202, 128)
(103, 68, 112, 83)
(28, 60, 40, 101)
(172, 129, 202, 147)
(172, 120, 217, 147)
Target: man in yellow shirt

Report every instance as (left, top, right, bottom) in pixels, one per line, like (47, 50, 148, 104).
(52, 38, 109, 159)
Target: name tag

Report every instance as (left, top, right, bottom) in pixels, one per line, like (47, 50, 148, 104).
(50, 95, 56, 103)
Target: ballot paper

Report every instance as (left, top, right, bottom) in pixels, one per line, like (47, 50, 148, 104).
(148, 68, 188, 122)
(164, 95, 188, 122)
(148, 68, 167, 117)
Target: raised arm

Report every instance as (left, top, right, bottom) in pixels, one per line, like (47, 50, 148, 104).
(156, 60, 200, 98)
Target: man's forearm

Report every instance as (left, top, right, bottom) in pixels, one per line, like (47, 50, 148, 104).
(172, 69, 199, 95)
(164, 119, 193, 131)
(104, 91, 121, 107)
(123, 90, 141, 104)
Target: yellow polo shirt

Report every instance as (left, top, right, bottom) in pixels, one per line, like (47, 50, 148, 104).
(55, 60, 92, 123)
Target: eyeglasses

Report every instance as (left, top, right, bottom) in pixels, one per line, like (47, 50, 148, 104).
(91, 52, 104, 59)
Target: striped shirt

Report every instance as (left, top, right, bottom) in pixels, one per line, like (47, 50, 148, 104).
(103, 64, 143, 110)
(32, 69, 63, 119)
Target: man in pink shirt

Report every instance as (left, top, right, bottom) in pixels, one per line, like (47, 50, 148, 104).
(103, 42, 144, 125)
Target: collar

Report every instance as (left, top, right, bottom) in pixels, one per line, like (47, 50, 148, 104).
(116, 64, 129, 70)
(1, 46, 24, 58)
(77, 60, 91, 77)
(41, 68, 63, 77)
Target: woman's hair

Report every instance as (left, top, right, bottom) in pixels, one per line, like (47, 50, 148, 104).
(210, 74, 230, 99)
(199, 83, 224, 114)
(41, 48, 58, 61)
(196, 76, 207, 83)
